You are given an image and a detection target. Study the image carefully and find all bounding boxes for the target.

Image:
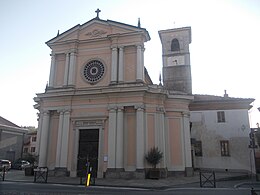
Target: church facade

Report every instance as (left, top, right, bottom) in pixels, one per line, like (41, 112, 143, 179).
(34, 12, 193, 178)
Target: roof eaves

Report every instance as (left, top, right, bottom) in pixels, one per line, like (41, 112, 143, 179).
(46, 24, 81, 45)
(107, 19, 150, 41)
(0, 116, 20, 128)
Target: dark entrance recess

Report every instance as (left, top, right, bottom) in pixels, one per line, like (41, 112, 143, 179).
(77, 129, 99, 178)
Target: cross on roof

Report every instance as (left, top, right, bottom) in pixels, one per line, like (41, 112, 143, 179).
(95, 8, 101, 19)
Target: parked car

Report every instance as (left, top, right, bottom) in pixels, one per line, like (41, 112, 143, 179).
(12, 160, 31, 170)
(0, 159, 11, 171)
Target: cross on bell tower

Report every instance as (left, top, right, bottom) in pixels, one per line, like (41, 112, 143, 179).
(95, 8, 101, 19)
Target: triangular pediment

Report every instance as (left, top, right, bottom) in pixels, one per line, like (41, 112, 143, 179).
(46, 18, 150, 46)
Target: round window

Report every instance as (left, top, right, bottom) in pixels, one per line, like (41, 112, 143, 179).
(83, 60, 105, 84)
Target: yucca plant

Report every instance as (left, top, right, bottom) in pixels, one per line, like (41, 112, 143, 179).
(145, 147, 163, 169)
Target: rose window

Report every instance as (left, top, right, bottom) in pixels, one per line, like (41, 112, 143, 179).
(83, 60, 105, 83)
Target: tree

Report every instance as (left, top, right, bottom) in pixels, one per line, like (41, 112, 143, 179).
(145, 147, 163, 169)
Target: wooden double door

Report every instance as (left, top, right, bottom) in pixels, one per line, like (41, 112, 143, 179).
(77, 129, 99, 178)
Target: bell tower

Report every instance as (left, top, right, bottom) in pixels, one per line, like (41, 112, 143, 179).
(159, 27, 192, 94)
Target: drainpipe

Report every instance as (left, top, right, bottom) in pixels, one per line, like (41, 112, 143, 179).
(21, 132, 25, 159)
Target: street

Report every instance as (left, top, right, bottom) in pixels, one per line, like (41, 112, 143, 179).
(0, 181, 256, 195)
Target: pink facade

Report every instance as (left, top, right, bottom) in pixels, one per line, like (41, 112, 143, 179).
(34, 14, 193, 178)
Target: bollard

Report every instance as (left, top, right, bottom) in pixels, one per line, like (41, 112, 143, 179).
(85, 162, 90, 187)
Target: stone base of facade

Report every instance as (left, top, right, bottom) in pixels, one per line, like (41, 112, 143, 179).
(167, 170, 185, 177)
(144, 168, 168, 179)
(167, 168, 194, 177)
(50, 167, 70, 177)
(105, 168, 145, 179)
(185, 167, 194, 177)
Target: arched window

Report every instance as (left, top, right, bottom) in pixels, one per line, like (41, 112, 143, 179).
(171, 39, 180, 51)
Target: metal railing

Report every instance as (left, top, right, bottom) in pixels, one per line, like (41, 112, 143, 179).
(34, 167, 48, 183)
(199, 170, 216, 188)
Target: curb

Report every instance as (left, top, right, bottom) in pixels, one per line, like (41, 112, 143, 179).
(1, 174, 251, 190)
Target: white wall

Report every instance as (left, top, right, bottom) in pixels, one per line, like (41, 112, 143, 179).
(191, 109, 253, 173)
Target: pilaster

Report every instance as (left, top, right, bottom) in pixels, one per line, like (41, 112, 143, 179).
(38, 111, 50, 167)
(68, 51, 77, 86)
(49, 53, 56, 87)
(111, 47, 118, 83)
(60, 110, 70, 167)
(63, 53, 70, 86)
(135, 105, 145, 169)
(136, 45, 144, 82)
(182, 112, 193, 176)
(116, 107, 124, 169)
(107, 107, 117, 168)
(156, 107, 166, 168)
(55, 110, 64, 167)
(118, 47, 124, 82)
(70, 128, 79, 177)
(36, 113, 43, 155)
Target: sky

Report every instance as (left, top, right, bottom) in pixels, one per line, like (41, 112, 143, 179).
(0, 0, 260, 127)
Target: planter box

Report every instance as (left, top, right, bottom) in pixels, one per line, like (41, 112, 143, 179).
(148, 169, 161, 179)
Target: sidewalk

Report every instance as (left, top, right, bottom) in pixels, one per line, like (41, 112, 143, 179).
(1, 169, 252, 189)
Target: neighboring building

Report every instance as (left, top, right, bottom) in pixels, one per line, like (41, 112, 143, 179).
(190, 92, 254, 173)
(34, 11, 193, 178)
(0, 116, 28, 162)
(23, 130, 37, 156)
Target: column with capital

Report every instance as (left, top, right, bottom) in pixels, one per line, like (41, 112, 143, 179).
(135, 105, 145, 170)
(60, 110, 70, 168)
(55, 110, 64, 168)
(63, 53, 70, 86)
(70, 127, 79, 177)
(116, 107, 124, 169)
(35, 113, 43, 155)
(38, 111, 50, 167)
(182, 112, 193, 176)
(156, 107, 166, 168)
(136, 45, 143, 82)
(111, 47, 118, 83)
(141, 47, 145, 80)
(49, 53, 56, 87)
(107, 107, 117, 169)
(118, 47, 124, 82)
(68, 51, 77, 86)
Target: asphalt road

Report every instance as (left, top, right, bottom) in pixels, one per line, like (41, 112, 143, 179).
(0, 181, 256, 195)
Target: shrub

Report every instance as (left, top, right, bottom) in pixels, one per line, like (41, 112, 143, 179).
(145, 147, 163, 169)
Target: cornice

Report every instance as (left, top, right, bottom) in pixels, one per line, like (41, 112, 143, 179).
(36, 84, 162, 98)
(0, 124, 29, 134)
(167, 93, 194, 101)
(189, 100, 254, 111)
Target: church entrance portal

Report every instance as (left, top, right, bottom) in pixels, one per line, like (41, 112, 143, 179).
(77, 129, 99, 178)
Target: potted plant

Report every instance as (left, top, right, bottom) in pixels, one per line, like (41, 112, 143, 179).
(145, 147, 163, 179)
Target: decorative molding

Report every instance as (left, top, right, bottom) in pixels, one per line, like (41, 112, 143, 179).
(156, 106, 165, 113)
(69, 48, 78, 54)
(108, 105, 117, 111)
(134, 104, 145, 110)
(181, 111, 190, 117)
(117, 106, 124, 111)
(74, 119, 104, 127)
(57, 109, 71, 113)
(42, 110, 50, 115)
(86, 29, 107, 38)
